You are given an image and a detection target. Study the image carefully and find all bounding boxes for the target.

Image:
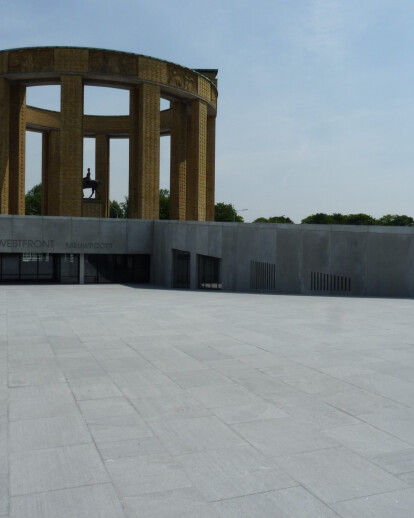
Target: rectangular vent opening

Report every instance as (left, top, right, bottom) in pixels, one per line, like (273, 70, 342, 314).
(250, 260, 276, 291)
(310, 272, 351, 293)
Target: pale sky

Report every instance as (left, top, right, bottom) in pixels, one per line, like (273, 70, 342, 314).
(2, 0, 414, 222)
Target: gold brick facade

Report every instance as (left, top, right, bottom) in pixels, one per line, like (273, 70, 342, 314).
(0, 47, 218, 220)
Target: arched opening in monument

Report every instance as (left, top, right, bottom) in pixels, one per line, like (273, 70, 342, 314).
(160, 135, 171, 191)
(110, 138, 129, 216)
(160, 135, 171, 219)
(25, 85, 61, 216)
(84, 85, 129, 115)
(25, 131, 42, 214)
(26, 85, 61, 112)
(160, 98, 170, 111)
(83, 137, 96, 187)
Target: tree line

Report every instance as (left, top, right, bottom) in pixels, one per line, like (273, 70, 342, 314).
(25, 185, 414, 226)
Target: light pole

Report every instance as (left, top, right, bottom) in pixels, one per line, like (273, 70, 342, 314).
(233, 208, 248, 222)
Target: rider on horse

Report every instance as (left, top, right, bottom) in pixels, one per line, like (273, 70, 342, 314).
(83, 168, 99, 198)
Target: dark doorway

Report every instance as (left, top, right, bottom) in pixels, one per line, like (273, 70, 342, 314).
(173, 249, 191, 289)
(198, 254, 222, 289)
(84, 254, 150, 284)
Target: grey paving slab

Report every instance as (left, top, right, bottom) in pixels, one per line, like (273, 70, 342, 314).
(105, 454, 193, 497)
(97, 437, 167, 461)
(0, 423, 7, 458)
(213, 400, 287, 424)
(10, 443, 109, 495)
(358, 407, 414, 444)
(48, 335, 90, 358)
(331, 487, 414, 517)
(343, 371, 414, 407)
(121, 381, 185, 399)
(177, 445, 296, 502)
(98, 356, 152, 372)
(187, 383, 266, 409)
(0, 469, 8, 516)
(7, 343, 54, 361)
(122, 488, 217, 518)
(78, 397, 136, 420)
(166, 368, 233, 389)
(10, 484, 125, 518)
(58, 357, 107, 380)
(371, 449, 414, 475)
(275, 447, 408, 503)
(399, 472, 414, 485)
(68, 376, 123, 400)
(8, 358, 65, 387)
(233, 416, 337, 457)
(149, 416, 247, 455)
(277, 395, 360, 430)
(211, 486, 341, 517)
(151, 356, 209, 373)
(320, 387, 406, 416)
(273, 367, 354, 397)
(322, 423, 413, 458)
(9, 391, 78, 421)
(129, 393, 212, 421)
(86, 414, 153, 443)
(9, 414, 92, 452)
(173, 342, 231, 362)
(109, 368, 176, 390)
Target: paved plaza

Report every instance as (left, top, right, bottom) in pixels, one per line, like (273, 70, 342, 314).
(1, 285, 414, 517)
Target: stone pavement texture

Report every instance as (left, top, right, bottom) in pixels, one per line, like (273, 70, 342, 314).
(1, 285, 414, 517)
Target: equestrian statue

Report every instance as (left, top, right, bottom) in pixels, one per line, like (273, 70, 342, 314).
(82, 168, 100, 198)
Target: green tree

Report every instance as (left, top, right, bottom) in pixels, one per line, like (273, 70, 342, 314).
(120, 196, 128, 218)
(330, 213, 347, 224)
(25, 183, 42, 215)
(159, 189, 170, 219)
(215, 202, 244, 222)
(301, 213, 334, 224)
(254, 216, 294, 223)
(109, 199, 124, 218)
(344, 213, 376, 225)
(377, 214, 414, 226)
(301, 213, 376, 225)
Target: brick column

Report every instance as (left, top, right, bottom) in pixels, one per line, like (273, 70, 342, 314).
(60, 75, 83, 217)
(41, 132, 49, 215)
(9, 85, 26, 215)
(95, 134, 110, 217)
(0, 78, 10, 214)
(206, 115, 216, 221)
(42, 130, 60, 215)
(170, 101, 187, 220)
(186, 99, 207, 221)
(129, 83, 160, 219)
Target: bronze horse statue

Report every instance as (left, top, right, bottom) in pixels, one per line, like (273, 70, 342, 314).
(82, 169, 100, 199)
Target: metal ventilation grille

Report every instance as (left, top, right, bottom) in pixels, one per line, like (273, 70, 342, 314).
(250, 260, 276, 291)
(311, 272, 351, 293)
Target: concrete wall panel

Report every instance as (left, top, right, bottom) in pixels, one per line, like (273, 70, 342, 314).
(99, 219, 127, 252)
(0, 216, 13, 247)
(43, 217, 72, 252)
(276, 228, 302, 294)
(330, 230, 368, 295)
(221, 225, 238, 291)
(207, 223, 222, 258)
(71, 218, 101, 244)
(126, 219, 153, 254)
(301, 230, 331, 293)
(366, 232, 414, 297)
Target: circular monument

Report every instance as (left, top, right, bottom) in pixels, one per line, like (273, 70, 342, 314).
(0, 47, 218, 220)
